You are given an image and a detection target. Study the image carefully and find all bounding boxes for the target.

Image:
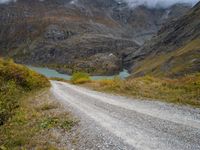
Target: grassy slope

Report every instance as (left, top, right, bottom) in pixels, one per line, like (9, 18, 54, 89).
(0, 58, 50, 125)
(132, 38, 200, 77)
(0, 59, 76, 149)
(84, 74, 200, 107)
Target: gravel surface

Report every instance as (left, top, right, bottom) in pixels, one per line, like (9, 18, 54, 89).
(51, 81, 200, 150)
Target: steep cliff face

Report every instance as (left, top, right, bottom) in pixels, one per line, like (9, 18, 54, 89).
(126, 2, 200, 77)
(0, 0, 191, 75)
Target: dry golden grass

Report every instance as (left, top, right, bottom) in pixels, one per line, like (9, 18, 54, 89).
(85, 74, 200, 107)
(132, 38, 200, 77)
(71, 72, 91, 84)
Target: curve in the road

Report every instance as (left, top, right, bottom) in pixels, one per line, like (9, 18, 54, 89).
(51, 81, 200, 150)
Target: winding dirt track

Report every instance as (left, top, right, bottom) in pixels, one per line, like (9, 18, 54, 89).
(51, 81, 200, 150)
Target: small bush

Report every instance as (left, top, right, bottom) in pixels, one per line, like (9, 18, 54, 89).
(40, 117, 59, 129)
(71, 72, 91, 84)
(60, 119, 76, 131)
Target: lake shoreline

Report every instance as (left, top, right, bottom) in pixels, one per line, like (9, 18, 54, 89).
(28, 66, 130, 80)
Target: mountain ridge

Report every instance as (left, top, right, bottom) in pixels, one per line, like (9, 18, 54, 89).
(125, 1, 200, 77)
(0, 0, 192, 75)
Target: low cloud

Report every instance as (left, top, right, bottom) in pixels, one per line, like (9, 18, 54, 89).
(0, 0, 199, 8)
(121, 0, 200, 8)
(0, 0, 16, 4)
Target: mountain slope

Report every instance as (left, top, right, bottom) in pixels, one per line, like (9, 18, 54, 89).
(0, 0, 191, 75)
(126, 2, 200, 77)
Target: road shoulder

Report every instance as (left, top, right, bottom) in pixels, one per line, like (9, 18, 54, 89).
(0, 89, 78, 149)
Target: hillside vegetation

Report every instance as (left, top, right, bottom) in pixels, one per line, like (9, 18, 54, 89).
(0, 59, 78, 149)
(126, 2, 200, 77)
(132, 38, 200, 77)
(0, 58, 50, 125)
(85, 74, 200, 107)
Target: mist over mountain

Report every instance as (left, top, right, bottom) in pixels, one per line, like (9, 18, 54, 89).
(0, 0, 15, 4)
(125, 1, 200, 77)
(122, 0, 199, 8)
(1, 0, 199, 7)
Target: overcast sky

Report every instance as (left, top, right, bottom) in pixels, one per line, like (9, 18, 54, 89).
(122, 0, 199, 8)
(0, 0, 8, 3)
(0, 0, 199, 8)
(0, 0, 15, 4)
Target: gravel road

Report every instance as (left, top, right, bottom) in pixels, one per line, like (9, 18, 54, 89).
(51, 81, 200, 150)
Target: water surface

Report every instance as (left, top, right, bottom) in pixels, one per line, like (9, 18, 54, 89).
(28, 66, 130, 80)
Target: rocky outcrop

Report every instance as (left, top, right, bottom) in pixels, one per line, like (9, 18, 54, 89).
(44, 25, 68, 41)
(71, 53, 121, 75)
(14, 31, 138, 75)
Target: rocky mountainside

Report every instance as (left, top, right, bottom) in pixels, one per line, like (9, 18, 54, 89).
(0, 0, 191, 75)
(125, 2, 200, 77)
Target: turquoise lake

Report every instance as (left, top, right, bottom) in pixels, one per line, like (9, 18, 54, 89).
(28, 66, 130, 80)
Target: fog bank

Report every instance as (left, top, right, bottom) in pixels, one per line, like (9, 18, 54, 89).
(122, 0, 199, 8)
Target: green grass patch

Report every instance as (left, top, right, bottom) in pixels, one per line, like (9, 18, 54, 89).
(39, 116, 76, 131)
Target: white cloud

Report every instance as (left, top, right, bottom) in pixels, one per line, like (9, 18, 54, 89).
(0, 0, 199, 8)
(121, 0, 200, 8)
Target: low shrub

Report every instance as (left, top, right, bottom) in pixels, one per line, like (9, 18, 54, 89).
(71, 72, 91, 84)
(0, 59, 50, 90)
